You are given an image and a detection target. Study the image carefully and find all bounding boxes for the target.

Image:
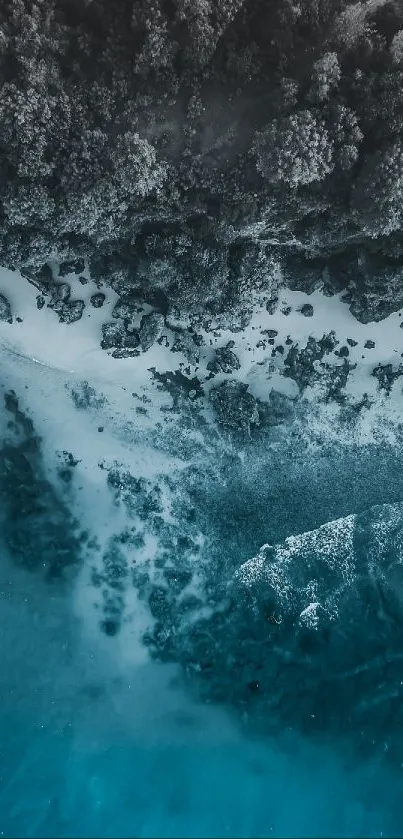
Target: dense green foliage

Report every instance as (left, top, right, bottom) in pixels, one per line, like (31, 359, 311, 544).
(0, 0, 403, 316)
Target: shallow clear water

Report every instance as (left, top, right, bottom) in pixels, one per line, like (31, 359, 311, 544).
(1, 351, 403, 839)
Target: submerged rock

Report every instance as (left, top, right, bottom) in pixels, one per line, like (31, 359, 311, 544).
(209, 380, 260, 431)
(372, 363, 403, 394)
(0, 292, 12, 321)
(0, 392, 81, 579)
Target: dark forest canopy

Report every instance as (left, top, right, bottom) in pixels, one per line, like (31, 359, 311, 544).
(1, 0, 403, 320)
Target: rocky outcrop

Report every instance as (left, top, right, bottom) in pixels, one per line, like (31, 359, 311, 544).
(143, 501, 403, 764)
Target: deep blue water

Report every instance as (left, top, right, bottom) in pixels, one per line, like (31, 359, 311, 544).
(1, 547, 403, 839)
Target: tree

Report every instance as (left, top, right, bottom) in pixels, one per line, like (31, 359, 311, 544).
(308, 52, 341, 104)
(351, 138, 403, 236)
(253, 110, 334, 187)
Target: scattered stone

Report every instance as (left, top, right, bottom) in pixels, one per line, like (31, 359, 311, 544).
(281, 306, 292, 316)
(16, 316, 23, 323)
(346, 338, 358, 347)
(266, 297, 278, 314)
(36, 296, 45, 310)
(139, 311, 165, 351)
(283, 332, 339, 391)
(62, 451, 80, 467)
(46, 282, 85, 323)
(150, 368, 204, 406)
(372, 363, 403, 394)
(299, 303, 314, 317)
(112, 347, 140, 358)
(209, 380, 260, 432)
(71, 381, 106, 410)
(364, 339, 376, 349)
(98, 426, 104, 432)
(261, 329, 278, 338)
(336, 345, 349, 358)
(79, 276, 88, 285)
(90, 293, 106, 308)
(0, 293, 12, 322)
(325, 359, 356, 404)
(59, 259, 85, 277)
(207, 343, 241, 374)
(58, 300, 85, 323)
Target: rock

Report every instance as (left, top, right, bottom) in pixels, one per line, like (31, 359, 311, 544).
(50, 283, 71, 304)
(283, 332, 339, 391)
(209, 380, 260, 431)
(148, 586, 173, 621)
(112, 294, 139, 323)
(59, 259, 85, 277)
(101, 321, 140, 352)
(112, 347, 140, 358)
(167, 503, 403, 761)
(36, 296, 45, 310)
(346, 337, 358, 347)
(340, 251, 403, 323)
(336, 345, 349, 358)
(259, 389, 294, 426)
(46, 285, 84, 323)
(101, 321, 126, 349)
(58, 300, 85, 324)
(150, 368, 204, 405)
(90, 293, 106, 308)
(207, 343, 241, 374)
(364, 339, 375, 349)
(266, 298, 279, 314)
(139, 311, 165, 351)
(299, 303, 314, 317)
(372, 363, 403, 394)
(0, 293, 12, 321)
(171, 330, 200, 364)
(325, 359, 356, 403)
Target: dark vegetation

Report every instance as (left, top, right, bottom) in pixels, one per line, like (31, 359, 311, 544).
(0, 0, 403, 318)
